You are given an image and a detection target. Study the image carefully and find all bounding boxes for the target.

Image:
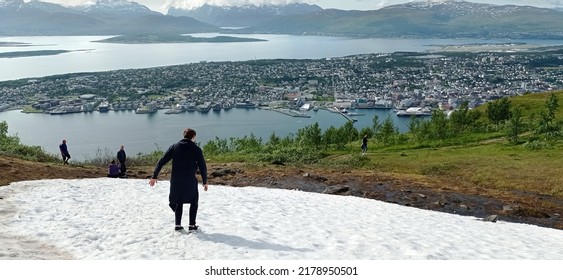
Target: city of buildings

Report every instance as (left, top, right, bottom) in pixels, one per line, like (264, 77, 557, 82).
(1, 50, 562, 117)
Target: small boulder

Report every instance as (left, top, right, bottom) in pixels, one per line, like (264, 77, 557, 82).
(323, 185, 350, 195)
(271, 160, 285, 166)
(483, 215, 498, 223)
(210, 169, 237, 177)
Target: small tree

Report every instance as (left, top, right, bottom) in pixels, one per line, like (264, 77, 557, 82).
(537, 93, 560, 135)
(449, 101, 481, 134)
(267, 132, 281, 147)
(408, 115, 422, 142)
(372, 115, 381, 135)
(487, 98, 512, 128)
(296, 122, 322, 147)
(337, 121, 359, 144)
(359, 127, 373, 140)
(322, 126, 340, 147)
(376, 116, 399, 146)
(506, 106, 524, 145)
(429, 109, 449, 140)
(0, 120, 8, 138)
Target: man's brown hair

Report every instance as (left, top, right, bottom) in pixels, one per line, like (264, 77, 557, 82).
(184, 128, 196, 139)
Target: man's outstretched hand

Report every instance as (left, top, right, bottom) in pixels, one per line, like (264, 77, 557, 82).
(149, 178, 157, 187)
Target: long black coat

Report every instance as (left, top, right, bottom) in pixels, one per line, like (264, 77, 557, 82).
(152, 139, 208, 204)
(117, 149, 126, 163)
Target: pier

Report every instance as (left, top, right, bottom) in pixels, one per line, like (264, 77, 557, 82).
(270, 108, 311, 118)
(329, 107, 358, 122)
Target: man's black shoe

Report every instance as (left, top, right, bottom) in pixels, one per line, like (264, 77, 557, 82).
(175, 225, 184, 231)
(188, 225, 198, 231)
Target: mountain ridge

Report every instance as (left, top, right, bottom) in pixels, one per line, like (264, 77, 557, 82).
(168, 3, 323, 27)
(0, 0, 219, 35)
(1, 1, 562, 38)
(237, 1, 563, 39)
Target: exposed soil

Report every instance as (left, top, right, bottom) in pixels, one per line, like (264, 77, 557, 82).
(1, 156, 561, 230)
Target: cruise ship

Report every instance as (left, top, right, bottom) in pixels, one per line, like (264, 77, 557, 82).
(396, 107, 432, 117)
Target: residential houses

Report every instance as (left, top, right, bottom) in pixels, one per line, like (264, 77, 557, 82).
(0, 51, 561, 114)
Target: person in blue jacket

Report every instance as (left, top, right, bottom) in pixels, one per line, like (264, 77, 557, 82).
(149, 128, 208, 231)
(107, 160, 121, 178)
(59, 139, 71, 165)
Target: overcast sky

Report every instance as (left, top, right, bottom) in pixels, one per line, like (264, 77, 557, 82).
(26, 0, 563, 13)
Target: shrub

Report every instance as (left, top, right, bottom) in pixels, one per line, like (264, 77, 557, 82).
(523, 140, 552, 151)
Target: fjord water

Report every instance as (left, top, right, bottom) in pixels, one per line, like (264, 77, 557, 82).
(2, 34, 563, 160)
(1, 108, 411, 161)
(2, 34, 562, 81)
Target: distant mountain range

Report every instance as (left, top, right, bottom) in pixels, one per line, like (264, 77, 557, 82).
(0, 0, 219, 36)
(1, 0, 562, 39)
(237, 1, 563, 39)
(168, 3, 323, 27)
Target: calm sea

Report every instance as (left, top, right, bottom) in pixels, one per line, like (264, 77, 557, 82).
(3, 34, 563, 81)
(2, 35, 562, 160)
(1, 108, 412, 160)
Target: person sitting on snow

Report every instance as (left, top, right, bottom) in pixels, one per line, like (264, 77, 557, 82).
(107, 160, 121, 178)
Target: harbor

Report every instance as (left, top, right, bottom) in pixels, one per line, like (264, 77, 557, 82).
(269, 108, 311, 118)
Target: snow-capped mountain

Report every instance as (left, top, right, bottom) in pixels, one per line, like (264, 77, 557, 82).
(392, 0, 551, 17)
(74, 0, 159, 18)
(245, 0, 563, 39)
(1, 0, 562, 38)
(168, 3, 323, 27)
(0, 0, 21, 8)
(0, 0, 219, 36)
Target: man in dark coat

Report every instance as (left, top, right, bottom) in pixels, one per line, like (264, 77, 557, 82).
(149, 128, 208, 231)
(117, 145, 127, 176)
(361, 135, 368, 155)
(59, 139, 71, 165)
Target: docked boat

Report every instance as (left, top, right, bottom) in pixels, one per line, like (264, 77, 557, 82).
(49, 109, 66, 115)
(186, 102, 197, 112)
(347, 112, 365, 116)
(396, 107, 432, 117)
(135, 102, 158, 114)
(98, 102, 110, 112)
(135, 107, 156, 114)
(165, 104, 185, 114)
(235, 100, 257, 109)
(196, 102, 212, 113)
(222, 102, 233, 110)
